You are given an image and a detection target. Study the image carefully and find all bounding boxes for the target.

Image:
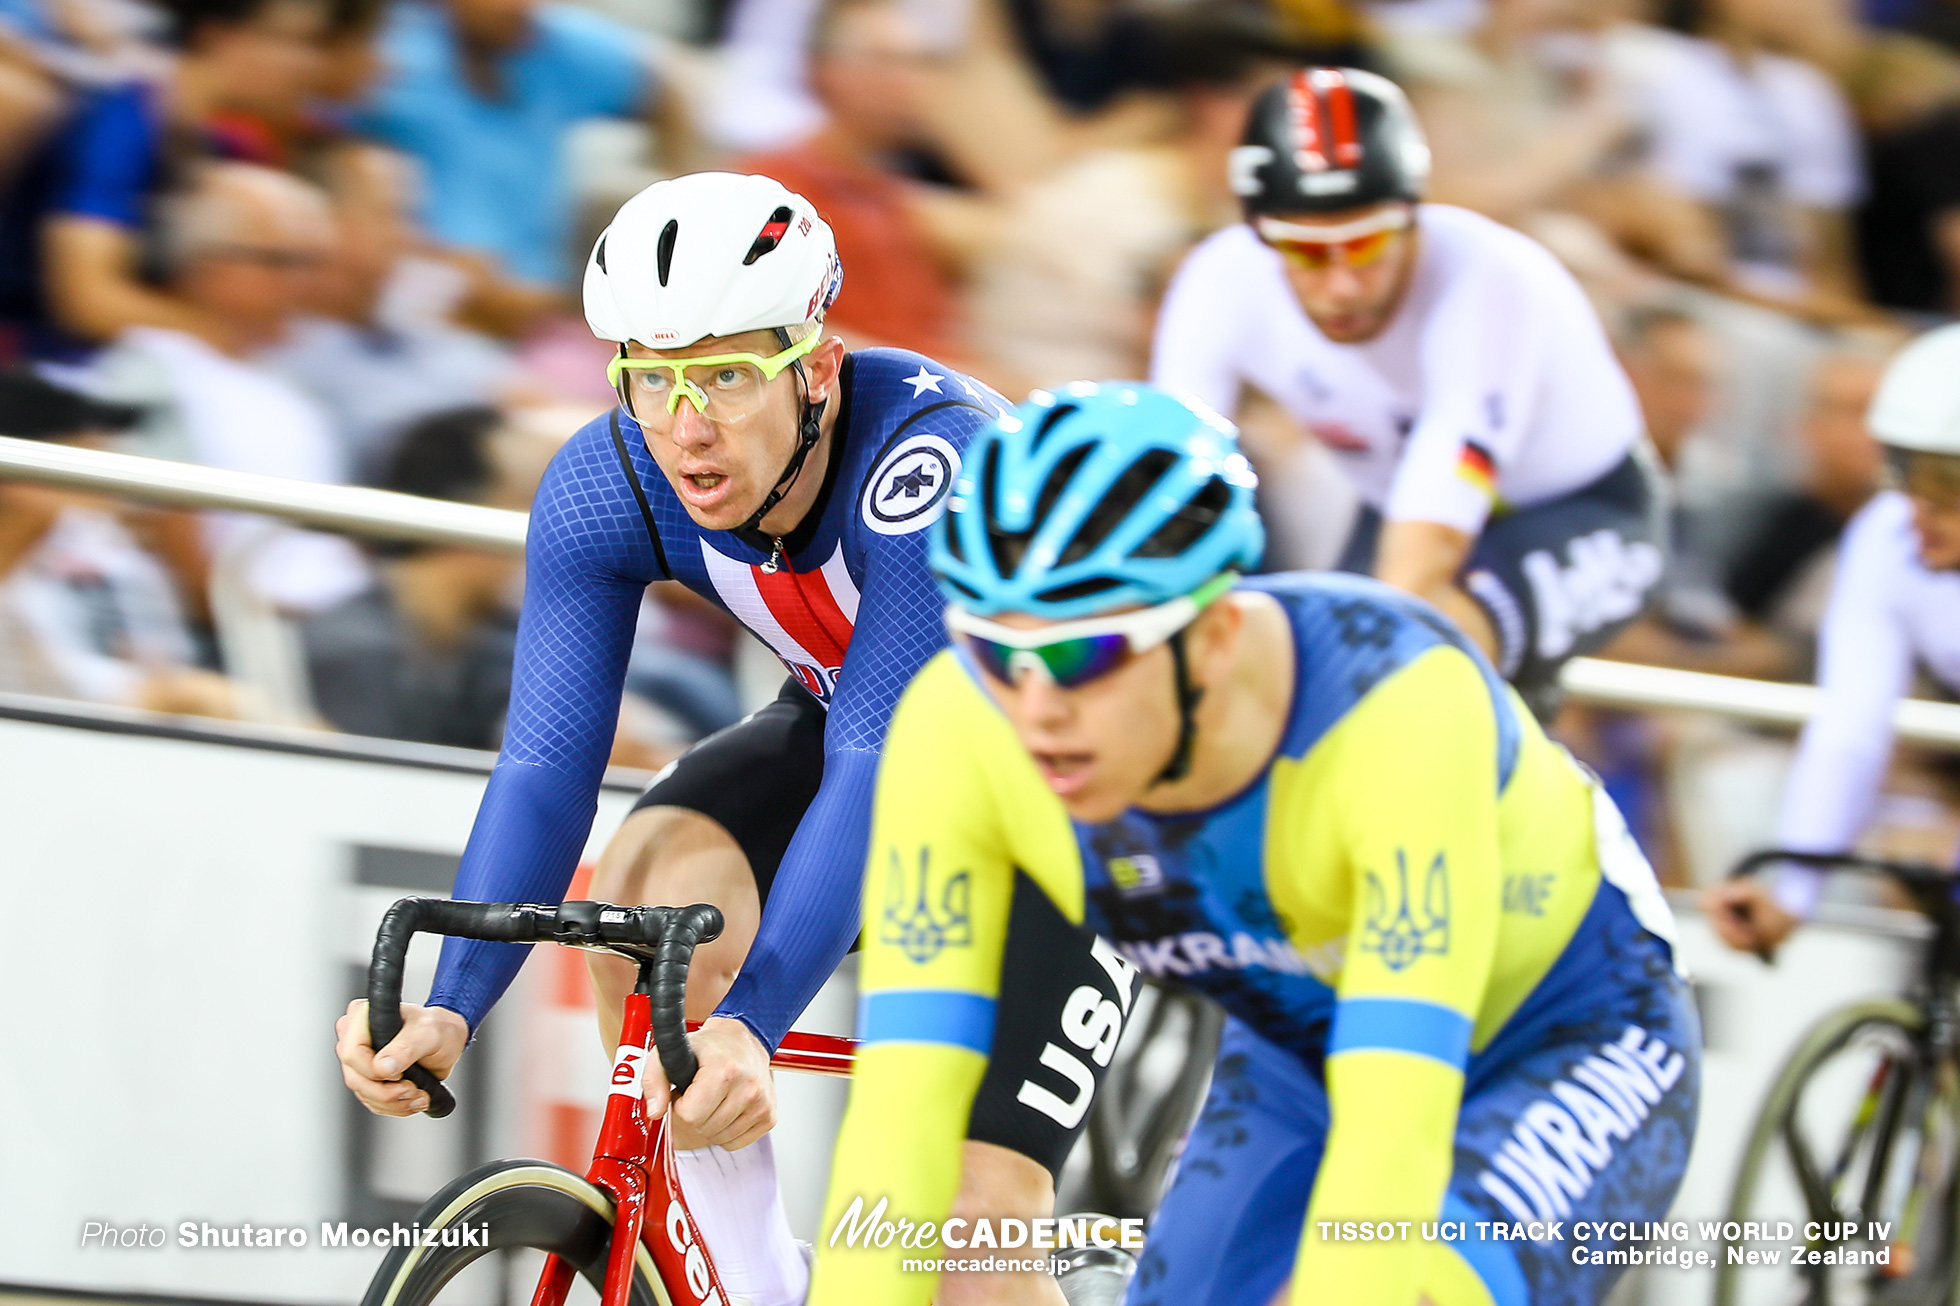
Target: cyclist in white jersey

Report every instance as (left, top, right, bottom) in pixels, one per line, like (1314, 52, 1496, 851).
(1709, 324, 1960, 955)
(1153, 67, 1661, 716)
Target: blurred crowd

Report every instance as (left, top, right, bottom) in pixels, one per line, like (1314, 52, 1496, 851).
(0, 0, 1957, 879)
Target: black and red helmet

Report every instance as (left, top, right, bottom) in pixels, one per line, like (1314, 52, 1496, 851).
(1231, 67, 1431, 216)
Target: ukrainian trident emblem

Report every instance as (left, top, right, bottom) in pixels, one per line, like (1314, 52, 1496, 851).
(879, 846, 972, 963)
(1360, 849, 1450, 971)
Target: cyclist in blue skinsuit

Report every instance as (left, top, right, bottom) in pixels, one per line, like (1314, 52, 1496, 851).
(332, 172, 1139, 1306)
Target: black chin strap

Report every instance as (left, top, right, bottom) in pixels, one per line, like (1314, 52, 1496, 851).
(1155, 630, 1206, 784)
(737, 328, 827, 535)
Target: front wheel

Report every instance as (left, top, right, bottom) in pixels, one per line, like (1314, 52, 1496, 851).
(360, 1158, 662, 1306)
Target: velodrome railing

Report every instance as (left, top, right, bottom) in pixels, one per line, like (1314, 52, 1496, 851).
(8, 432, 1960, 750)
(0, 432, 526, 551)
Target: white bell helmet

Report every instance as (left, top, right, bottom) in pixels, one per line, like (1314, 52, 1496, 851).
(1869, 324, 1960, 456)
(584, 172, 842, 349)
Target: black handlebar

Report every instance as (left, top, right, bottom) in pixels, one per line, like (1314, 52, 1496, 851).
(1730, 848, 1960, 981)
(365, 897, 724, 1120)
(1729, 849, 1950, 896)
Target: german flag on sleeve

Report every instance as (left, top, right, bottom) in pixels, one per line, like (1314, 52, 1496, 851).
(1455, 439, 1497, 499)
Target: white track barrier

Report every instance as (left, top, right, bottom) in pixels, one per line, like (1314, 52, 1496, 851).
(0, 696, 851, 1302)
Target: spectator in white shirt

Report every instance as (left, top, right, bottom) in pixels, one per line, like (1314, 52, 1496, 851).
(265, 141, 512, 479)
(1606, 0, 1865, 302)
(92, 160, 368, 614)
(0, 368, 239, 715)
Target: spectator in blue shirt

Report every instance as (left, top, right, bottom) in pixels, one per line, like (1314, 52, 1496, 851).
(0, 0, 330, 361)
(264, 139, 514, 477)
(356, 0, 684, 298)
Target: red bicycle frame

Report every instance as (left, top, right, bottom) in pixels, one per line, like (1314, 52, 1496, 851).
(524, 991, 857, 1306)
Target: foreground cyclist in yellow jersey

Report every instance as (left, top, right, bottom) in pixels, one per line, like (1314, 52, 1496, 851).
(809, 384, 1701, 1306)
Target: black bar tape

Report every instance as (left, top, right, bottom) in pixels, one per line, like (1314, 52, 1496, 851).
(649, 904, 723, 1097)
(364, 898, 551, 1119)
(364, 898, 724, 1118)
(1731, 849, 1940, 889)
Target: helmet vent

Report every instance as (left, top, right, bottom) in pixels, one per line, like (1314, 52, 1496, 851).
(1059, 449, 1177, 566)
(989, 443, 1097, 582)
(985, 523, 1025, 581)
(1033, 442, 1094, 525)
(982, 438, 1006, 513)
(1037, 577, 1121, 604)
(656, 220, 678, 287)
(943, 506, 967, 563)
(1029, 403, 1079, 452)
(594, 234, 608, 273)
(744, 206, 796, 266)
(1137, 477, 1231, 558)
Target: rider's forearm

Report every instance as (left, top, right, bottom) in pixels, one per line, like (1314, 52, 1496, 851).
(1770, 734, 1888, 918)
(1773, 512, 1914, 914)
(1289, 647, 1496, 1302)
(812, 666, 1022, 1301)
(1374, 519, 1499, 659)
(1374, 518, 1474, 599)
(711, 748, 880, 1051)
(1429, 583, 1502, 668)
(1295, 1051, 1466, 1306)
(427, 758, 602, 1029)
(715, 526, 966, 1050)
(424, 433, 655, 1031)
(807, 654, 1042, 1294)
(810, 1042, 985, 1306)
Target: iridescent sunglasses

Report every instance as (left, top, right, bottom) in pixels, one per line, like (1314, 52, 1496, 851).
(946, 572, 1239, 689)
(1255, 208, 1410, 272)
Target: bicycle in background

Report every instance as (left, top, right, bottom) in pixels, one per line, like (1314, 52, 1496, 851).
(1716, 850, 1960, 1306)
(1071, 982, 1222, 1221)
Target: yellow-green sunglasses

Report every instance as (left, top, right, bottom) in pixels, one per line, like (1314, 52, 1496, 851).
(607, 331, 822, 428)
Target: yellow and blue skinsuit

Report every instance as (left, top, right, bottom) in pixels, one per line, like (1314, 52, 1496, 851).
(811, 573, 1699, 1306)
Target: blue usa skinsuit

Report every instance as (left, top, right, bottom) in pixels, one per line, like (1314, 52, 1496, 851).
(426, 349, 1008, 1053)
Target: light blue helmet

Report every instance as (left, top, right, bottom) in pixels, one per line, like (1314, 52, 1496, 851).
(931, 381, 1264, 619)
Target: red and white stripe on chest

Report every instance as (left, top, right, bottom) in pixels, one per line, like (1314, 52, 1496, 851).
(699, 540, 861, 704)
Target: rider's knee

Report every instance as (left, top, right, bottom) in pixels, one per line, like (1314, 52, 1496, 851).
(940, 1145, 1068, 1306)
(590, 805, 723, 905)
(953, 1140, 1056, 1221)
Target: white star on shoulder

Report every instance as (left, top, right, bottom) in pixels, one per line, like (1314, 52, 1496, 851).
(903, 366, 944, 397)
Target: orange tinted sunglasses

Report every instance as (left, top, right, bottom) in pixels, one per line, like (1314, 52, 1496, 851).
(1266, 228, 1399, 271)
(1256, 211, 1410, 272)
